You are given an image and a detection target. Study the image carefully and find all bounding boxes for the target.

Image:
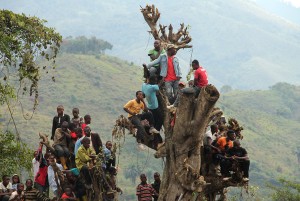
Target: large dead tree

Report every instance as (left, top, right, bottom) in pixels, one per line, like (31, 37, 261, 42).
(141, 4, 192, 51)
(130, 5, 247, 200)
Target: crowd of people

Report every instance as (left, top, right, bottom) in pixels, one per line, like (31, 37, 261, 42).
(0, 40, 249, 201)
(1, 106, 122, 201)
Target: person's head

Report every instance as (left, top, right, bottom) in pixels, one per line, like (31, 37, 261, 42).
(81, 137, 91, 149)
(84, 126, 91, 137)
(227, 130, 236, 140)
(25, 179, 33, 190)
(167, 44, 176, 56)
(135, 91, 144, 101)
(108, 166, 117, 175)
(233, 139, 241, 148)
(84, 115, 91, 124)
(69, 123, 76, 132)
(140, 174, 147, 183)
(33, 150, 38, 158)
(66, 171, 76, 182)
(218, 125, 228, 133)
(2, 175, 10, 186)
(61, 121, 69, 131)
(154, 40, 161, 50)
(178, 82, 186, 90)
(75, 127, 83, 138)
(47, 154, 56, 165)
(12, 174, 20, 184)
(153, 172, 160, 182)
(64, 186, 73, 197)
(57, 105, 64, 116)
(148, 75, 157, 85)
(17, 183, 24, 193)
(210, 124, 218, 134)
(105, 141, 113, 150)
(72, 108, 79, 118)
(188, 80, 194, 87)
(192, 60, 199, 70)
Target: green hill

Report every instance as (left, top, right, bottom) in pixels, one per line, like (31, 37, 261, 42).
(2, 53, 300, 200)
(2, 0, 300, 89)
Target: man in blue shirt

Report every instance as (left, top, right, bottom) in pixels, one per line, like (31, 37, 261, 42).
(142, 76, 163, 149)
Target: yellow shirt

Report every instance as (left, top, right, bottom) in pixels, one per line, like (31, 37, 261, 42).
(75, 145, 96, 170)
(124, 99, 144, 118)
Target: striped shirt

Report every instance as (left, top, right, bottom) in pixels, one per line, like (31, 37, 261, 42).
(136, 183, 155, 201)
(24, 188, 50, 201)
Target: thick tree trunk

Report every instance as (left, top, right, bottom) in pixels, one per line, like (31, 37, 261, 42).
(157, 85, 220, 201)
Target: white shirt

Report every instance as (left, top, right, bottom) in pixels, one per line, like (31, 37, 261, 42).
(32, 158, 40, 178)
(9, 191, 24, 201)
(48, 163, 63, 193)
(0, 182, 12, 192)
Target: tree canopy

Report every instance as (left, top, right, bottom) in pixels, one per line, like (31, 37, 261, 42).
(60, 36, 113, 55)
(0, 9, 62, 112)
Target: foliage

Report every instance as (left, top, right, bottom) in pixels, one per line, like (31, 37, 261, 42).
(124, 165, 139, 185)
(220, 85, 233, 94)
(0, 9, 62, 112)
(0, 131, 33, 176)
(268, 178, 300, 201)
(61, 36, 112, 55)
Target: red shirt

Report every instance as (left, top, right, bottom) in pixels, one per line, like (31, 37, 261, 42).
(35, 166, 48, 186)
(164, 56, 177, 81)
(194, 67, 208, 87)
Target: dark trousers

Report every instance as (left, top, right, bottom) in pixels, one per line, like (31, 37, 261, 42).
(81, 165, 92, 185)
(221, 159, 250, 178)
(129, 112, 155, 142)
(54, 144, 70, 157)
(150, 108, 163, 131)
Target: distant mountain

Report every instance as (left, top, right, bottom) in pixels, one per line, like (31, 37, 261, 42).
(254, 0, 300, 25)
(1, 0, 300, 89)
(2, 53, 299, 199)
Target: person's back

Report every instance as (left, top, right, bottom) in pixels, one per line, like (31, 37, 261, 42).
(142, 82, 159, 110)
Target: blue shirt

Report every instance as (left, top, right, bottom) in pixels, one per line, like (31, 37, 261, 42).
(142, 83, 159, 109)
(74, 136, 84, 156)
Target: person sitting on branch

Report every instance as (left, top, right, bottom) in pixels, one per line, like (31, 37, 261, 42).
(147, 40, 165, 78)
(75, 137, 96, 187)
(53, 121, 71, 170)
(171, 59, 208, 108)
(222, 140, 250, 182)
(123, 91, 159, 150)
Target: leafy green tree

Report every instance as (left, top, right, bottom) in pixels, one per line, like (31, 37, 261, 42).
(124, 165, 139, 184)
(0, 10, 61, 176)
(0, 9, 62, 115)
(220, 85, 233, 94)
(268, 179, 300, 201)
(61, 36, 113, 55)
(0, 131, 33, 176)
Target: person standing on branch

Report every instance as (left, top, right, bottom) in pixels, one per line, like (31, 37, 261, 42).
(124, 91, 159, 150)
(143, 44, 182, 104)
(51, 105, 70, 140)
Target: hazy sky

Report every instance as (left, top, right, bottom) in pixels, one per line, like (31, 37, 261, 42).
(282, 0, 300, 8)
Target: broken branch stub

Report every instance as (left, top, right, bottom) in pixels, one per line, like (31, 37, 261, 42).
(141, 4, 192, 51)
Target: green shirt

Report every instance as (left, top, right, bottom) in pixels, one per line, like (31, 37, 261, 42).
(148, 49, 165, 68)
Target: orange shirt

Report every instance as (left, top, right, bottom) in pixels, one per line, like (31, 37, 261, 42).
(124, 99, 145, 118)
(216, 137, 233, 152)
